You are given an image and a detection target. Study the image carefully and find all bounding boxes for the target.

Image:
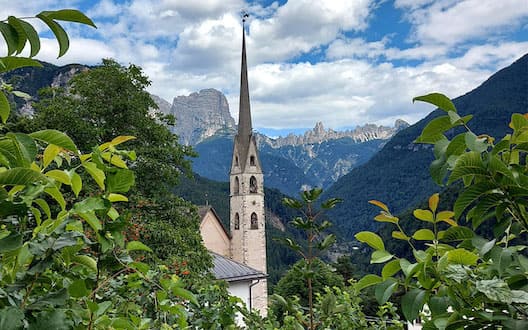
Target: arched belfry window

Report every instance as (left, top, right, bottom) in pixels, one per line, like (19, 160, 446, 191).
(250, 176, 257, 193)
(235, 156, 239, 167)
(234, 213, 240, 230)
(250, 155, 256, 166)
(250, 213, 258, 229)
(234, 176, 240, 194)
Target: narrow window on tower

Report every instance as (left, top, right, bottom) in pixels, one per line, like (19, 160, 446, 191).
(234, 176, 240, 194)
(250, 212, 258, 229)
(250, 176, 257, 193)
(234, 213, 240, 230)
(250, 155, 256, 166)
(235, 155, 239, 167)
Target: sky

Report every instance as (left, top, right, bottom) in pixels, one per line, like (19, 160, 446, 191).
(2, 0, 528, 136)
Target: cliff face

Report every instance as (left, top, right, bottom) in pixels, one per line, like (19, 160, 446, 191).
(156, 89, 236, 145)
(258, 120, 409, 148)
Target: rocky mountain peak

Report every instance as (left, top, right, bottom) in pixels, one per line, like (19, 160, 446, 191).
(155, 88, 236, 145)
(259, 119, 409, 148)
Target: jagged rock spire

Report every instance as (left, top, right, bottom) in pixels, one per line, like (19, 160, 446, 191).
(236, 14, 252, 170)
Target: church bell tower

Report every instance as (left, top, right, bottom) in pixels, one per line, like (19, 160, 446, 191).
(229, 15, 267, 314)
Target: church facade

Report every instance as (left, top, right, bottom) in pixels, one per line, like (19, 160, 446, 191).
(198, 20, 268, 315)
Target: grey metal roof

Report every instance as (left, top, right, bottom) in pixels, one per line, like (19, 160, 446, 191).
(211, 252, 267, 283)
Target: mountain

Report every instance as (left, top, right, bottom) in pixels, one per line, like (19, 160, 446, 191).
(154, 88, 408, 195)
(1, 61, 89, 116)
(192, 124, 401, 196)
(157, 89, 236, 145)
(324, 53, 528, 238)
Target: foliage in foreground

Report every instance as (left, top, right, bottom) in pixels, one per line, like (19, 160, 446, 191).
(356, 93, 528, 329)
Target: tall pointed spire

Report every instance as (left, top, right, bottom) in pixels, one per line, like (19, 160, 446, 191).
(237, 13, 252, 169)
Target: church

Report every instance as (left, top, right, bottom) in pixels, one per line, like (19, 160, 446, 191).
(198, 18, 268, 315)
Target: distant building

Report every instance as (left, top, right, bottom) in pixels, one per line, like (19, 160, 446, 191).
(198, 20, 268, 316)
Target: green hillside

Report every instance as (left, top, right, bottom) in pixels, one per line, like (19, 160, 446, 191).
(325, 53, 528, 239)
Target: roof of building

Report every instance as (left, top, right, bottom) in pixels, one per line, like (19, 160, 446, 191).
(198, 205, 231, 239)
(211, 251, 267, 283)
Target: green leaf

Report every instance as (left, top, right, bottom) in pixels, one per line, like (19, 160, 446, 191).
(27, 309, 72, 330)
(68, 279, 88, 298)
(317, 234, 336, 250)
(446, 133, 468, 157)
(412, 229, 435, 240)
(106, 169, 135, 193)
(446, 248, 479, 265)
(401, 288, 426, 321)
(0, 91, 9, 123)
(0, 168, 47, 185)
(454, 181, 496, 219)
(356, 274, 382, 291)
(8, 17, 40, 57)
(126, 241, 152, 252)
(78, 212, 101, 231)
(510, 113, 528, 130)
(321, 197, 342, 209)
(30, 129, 78, 153)
(413, 209, 434, 222)
(441, 226, 474, 242)
(73, 197, 108, 214)
(35, 14, 69, 57)
(371, 250, 394, 264)
(476, 279, 512, 303)
(375, 278, 398, 305)
(0, 306, 24, 330)
(0, 22, 19, 55)
(44, 185, 66, 210)
(42, 144, 60, 169)
(72, 255, 97, 272)
(429, 193, 439, 212)
(413, 93, 456, 112)
(382, 259, 401, 279)
(39, 9, 97, 27)
(34, 198, 51, 219)
(8, 132, 37, 167)
(172, 286, 198, 305)
(107, 193, 128, 202)
(45, 169, 71, 185)
(70, 171, 82, 196)
(6, 16, 27, 53)
(29, 288, 68, 309)
(392, 231, 409, 241)
(451, 150, 487, 178)
(83, 162, 105, 190)
(415, 116, 451, 144)
(465, 132, 488, 153)
(0, 56, 42, 72)
(374, 213, 399, 224)
(355, 231, 385, 251)
(368, 200, 389, 212)
(400, 259, 419, 277)
(0, 232, 22, 252)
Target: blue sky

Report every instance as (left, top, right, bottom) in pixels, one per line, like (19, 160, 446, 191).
(2, 0, 527, 136)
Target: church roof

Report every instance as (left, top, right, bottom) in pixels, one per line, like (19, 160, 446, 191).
(211, 251, 267, 282)
(198, 205, 231, 239)
(235, 20, 253, 171)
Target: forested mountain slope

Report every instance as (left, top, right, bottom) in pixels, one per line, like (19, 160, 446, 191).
(325, 53, 528, 238)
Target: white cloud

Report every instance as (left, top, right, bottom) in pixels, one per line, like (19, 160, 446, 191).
(397, 0, 528, 46)
(1, 0, 526, 133)
(249, 0, 375, 62)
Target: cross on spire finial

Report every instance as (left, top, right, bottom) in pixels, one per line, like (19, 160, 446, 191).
(241, 11, 249, 23)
